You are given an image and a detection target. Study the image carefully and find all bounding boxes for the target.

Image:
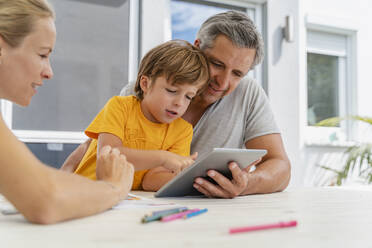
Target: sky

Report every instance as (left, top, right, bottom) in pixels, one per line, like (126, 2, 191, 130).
(170, 0, 229, 43)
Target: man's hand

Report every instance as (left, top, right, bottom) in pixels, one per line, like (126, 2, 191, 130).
(96, 145, 134, 200)
(160, 151, 198, 174)
(193, 134, 291, 198)
(193, 158, 261, 198)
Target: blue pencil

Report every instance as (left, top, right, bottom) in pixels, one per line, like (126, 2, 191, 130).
(184, 208, 208, 219)
(151, 207, 188, 216)
(142, 207, 188, 223)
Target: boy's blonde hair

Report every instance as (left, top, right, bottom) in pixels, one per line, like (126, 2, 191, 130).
(0, 0, 55, 48)
(135, 40, 209, 100)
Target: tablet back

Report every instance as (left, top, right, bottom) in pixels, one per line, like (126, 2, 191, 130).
(155, 148, 267, 197)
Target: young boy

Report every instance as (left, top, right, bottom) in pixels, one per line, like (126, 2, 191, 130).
(73, 40, 209, 191)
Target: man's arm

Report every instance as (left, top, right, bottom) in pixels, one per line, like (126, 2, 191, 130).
(0, 117, 134, 224)
(60, 139, 92, 172)
(242, 133, 291, 194)
(193, 134, 291, 198)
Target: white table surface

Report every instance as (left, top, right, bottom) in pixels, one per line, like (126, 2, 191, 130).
(1, 187, 372, 247)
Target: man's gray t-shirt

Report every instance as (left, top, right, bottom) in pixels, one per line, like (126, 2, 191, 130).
(120, 77, 280, 157)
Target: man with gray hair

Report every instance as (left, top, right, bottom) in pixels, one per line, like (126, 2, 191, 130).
(124, 10, 290, 197)
(64, 11, 291, 198)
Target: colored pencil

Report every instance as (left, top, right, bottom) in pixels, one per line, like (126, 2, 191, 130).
(161, 208, 200, 222)
(183, 208, 208, 219)
(142, 207, 188, 223)
(229, 220, 298, 234)
(151, 207, 188, 216)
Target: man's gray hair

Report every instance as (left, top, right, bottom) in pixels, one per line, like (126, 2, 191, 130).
(196, 10, 264, 69)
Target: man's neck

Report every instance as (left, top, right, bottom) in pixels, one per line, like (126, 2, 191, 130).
(182, 97, 212, 127)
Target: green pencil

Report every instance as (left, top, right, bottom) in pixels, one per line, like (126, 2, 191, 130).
(142, 207, 188, 223)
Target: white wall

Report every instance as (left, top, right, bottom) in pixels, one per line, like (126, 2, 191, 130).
(303, 0, 372, 118)
(267, 0, 372, 186)
(300, 0, 372, 186)
(265, 0, 304, 187)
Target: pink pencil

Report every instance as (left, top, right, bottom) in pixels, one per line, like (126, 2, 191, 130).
(161, 209, 200, 222)
(229, 220, 297, 234)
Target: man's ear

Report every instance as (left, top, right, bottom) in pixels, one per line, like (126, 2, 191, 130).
(194, 39, 201, 48)
(139, 75, 151, 94)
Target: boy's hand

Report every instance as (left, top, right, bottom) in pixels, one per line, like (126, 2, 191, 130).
(160, 151, 198, 174)
(96, 145, 134, 200)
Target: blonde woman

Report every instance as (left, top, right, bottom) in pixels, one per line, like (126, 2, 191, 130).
(0, 0, 134, 224)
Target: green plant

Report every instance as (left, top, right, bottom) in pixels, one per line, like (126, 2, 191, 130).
(316, 116, 372, 185)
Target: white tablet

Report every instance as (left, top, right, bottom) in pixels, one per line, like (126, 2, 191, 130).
(155, 148, 267, 197)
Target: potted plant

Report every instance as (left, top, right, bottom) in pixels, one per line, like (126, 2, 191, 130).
(316, 116, 372, 185)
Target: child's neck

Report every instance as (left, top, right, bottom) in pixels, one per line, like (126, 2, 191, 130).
(140, 100, 161, 124)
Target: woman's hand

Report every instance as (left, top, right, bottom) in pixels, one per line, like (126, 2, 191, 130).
(96, 146, 134, 200)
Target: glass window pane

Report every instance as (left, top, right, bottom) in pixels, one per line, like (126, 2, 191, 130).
(307, 53, 339, 126)
(170, 0, 246, 43)
(26, 143, 79, 169)
(12, 0, 129, 131)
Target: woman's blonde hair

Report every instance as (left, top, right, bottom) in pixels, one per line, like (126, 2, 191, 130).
(0, 0, 55, 48)
(134, 40, 210, 100)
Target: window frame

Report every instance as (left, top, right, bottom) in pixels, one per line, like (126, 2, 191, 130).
(305, 15, 358, 145)
(1, 1, 138, 144)
(140, 0, 265, 86)
(2, 0, 264, 144)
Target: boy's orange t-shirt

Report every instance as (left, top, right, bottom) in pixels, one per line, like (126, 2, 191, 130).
(74, 95, 193, 190)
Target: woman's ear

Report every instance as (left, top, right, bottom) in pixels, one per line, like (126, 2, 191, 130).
(139, 75, 151, 94)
